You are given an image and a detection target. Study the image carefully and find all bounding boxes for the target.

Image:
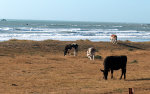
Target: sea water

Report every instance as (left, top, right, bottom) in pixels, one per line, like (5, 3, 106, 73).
(0, 20, 150, 42)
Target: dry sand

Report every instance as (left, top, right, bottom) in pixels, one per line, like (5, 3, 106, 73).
(0, 39, 150, 94)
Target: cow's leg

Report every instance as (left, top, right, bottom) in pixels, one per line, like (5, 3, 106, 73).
(120, 69, 124, 80)
(113, 39, 115, 44)
(90, 56, 92, 60)
(120, 68, 126, 80)
(67, 51, 70, 55)
(89, 55, 93, 60)
(114, 39, 116, 44)
(74, 48, 78, 56)
(87, 51, 90, 58)
(93, 55, 95, 60)
(112, 39, 115, 44)
(65, 50, 69, 56)
(74, 50, 76, 56)
(64, 50, 67, 56)
(123, 69, 126, 79)
(111, 70, 113, 79)
(115, 39, 117, 44)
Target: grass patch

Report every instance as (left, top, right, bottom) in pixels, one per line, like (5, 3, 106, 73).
(43, 39, 59, 42)
(125, 40, 132, 42)
(114, 88, 123, 93)
(0, 54, 8, 56)
(95, 55, 102, 59)
(9, 39, 18, 41)
(128, 48, 134, 51)
(85, 39, 91, 42)
(130, 60, 138, 64)
(76, 39, 91, 42)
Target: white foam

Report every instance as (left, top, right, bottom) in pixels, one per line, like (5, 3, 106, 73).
(0, 26, 150, 42)
(0, 27, 13, 31)
(113, 26, 123, 27)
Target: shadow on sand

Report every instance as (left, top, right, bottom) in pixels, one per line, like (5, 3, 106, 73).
(126, 78, 150, 81)
(118, 43, 144, 50)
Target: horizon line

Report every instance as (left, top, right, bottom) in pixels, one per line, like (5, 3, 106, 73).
(1, 18, 149, 24)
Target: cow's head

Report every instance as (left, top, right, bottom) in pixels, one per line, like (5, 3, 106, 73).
(100, 69, 108, 80)
(71, 43, 78, 51)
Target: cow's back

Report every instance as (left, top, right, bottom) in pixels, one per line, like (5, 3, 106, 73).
(104, 56, 127, 70)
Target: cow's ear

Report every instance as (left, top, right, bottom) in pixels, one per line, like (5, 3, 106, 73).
(100, 69, 104, 72)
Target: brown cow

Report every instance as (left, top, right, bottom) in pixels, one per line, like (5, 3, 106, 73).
(110, 34, 117, 44)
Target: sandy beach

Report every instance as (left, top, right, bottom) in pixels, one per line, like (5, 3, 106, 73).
(0, 39, 150, 94)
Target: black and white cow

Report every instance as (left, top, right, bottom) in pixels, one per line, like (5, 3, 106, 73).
(100, 55, 127, 80)
(64, 43, 78, 56)
(87, 47, 96, 60)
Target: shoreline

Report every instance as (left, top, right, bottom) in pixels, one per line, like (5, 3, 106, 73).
(1, 38, 150, 43)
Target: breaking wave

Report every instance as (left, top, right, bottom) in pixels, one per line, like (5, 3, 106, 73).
(0, 20, 150, 42)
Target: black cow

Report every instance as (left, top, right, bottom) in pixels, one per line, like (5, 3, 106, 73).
(100, 55, 127, 80)
(64, 43, 78, 56)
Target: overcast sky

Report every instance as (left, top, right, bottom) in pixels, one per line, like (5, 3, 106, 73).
(0, 0, 150, 23)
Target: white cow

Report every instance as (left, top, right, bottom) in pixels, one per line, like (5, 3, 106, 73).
(110, 34, 117, 44)
(87, 47, 96, 60)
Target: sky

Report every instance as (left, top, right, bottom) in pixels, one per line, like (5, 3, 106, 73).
(0, 0, 150, 23)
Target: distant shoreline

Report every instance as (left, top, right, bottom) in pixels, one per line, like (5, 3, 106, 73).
(1, 38, 150, 42)
(1, 39, 150, 43)
(1, 19, 150, 24)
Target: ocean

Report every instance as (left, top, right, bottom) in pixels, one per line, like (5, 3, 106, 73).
(0, 20, 150, 42)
